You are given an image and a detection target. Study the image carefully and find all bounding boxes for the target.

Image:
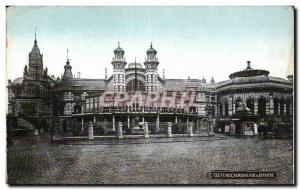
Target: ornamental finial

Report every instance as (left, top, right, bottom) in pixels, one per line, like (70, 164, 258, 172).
(246, 60, 251, 69)
(34, 27, 37, 45)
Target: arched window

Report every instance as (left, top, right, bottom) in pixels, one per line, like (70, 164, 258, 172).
(235, 98, 243, 110)
(126, 79, 145, 91)
(246, 98, 254, 113)
(274, 98, 279, 115)
(280, 98, 285, 115)
(258, 97, 267, 116)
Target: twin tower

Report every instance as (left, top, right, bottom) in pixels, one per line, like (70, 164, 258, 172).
(111, 42, 160, 92)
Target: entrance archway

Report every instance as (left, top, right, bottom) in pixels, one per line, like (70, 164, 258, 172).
(126, 79, 145, 91)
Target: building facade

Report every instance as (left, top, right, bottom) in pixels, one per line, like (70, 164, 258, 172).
(7, 38, 294, 137)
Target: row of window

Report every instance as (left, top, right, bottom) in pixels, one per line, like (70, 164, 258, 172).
(146, 74, 157, 83)
(113, 74, 125, 83)
(146, 86, 157, 91)
(114, 85, 125, 91)
(219, 98, 292, 116)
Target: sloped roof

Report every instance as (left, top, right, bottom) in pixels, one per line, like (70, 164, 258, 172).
(52, 78, 106, 91)
(164, 79, 216, 91)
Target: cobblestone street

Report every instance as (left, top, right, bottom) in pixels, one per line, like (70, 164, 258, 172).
(7, 134, 294, 185)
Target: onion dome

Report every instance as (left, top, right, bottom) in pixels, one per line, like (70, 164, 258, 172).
(62, 49, 73, 80)
(146, 42, 157, 54)
(114, 42, 124, 54)
(229, 61, 269, 79)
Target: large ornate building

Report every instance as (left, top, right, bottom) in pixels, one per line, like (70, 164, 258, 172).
(7, 37, 294, 137)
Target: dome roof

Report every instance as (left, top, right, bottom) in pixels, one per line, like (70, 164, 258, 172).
(114, 46, 124, 53)
(31, 41, 41, 55)
(146, 43, 157, 54)
(229, 61, 269, 79)
(114, 42, 124, 53)
(12, 77, 23, 85)
(128, 62, 143, 69)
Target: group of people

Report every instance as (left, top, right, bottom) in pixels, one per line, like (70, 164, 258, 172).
(257, 122, 270, 139)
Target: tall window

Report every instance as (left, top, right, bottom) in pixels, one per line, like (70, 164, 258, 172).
(224, 100, 229, 116)
(258, 98, 266, 116)
(246, 99, 254, 113)
(286, 99, 290, 116)
(280, 98, 285, 115)
(235, 99, 243, 110)
(274, 98, 279, 115)
(219, 103, 223, 116)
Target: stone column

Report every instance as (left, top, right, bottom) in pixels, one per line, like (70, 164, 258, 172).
(127, 115, 130, 129)
(232, 100, 236, 116)
(229, 123, 235, 135)
(210, 119, 215, 135)
(156, 115, 160, 132)
(253, 123, 258, 135)
(188, 122, 193, 137)
(175, 116, 178, 124)
(118, 121, 123, 139)
(284, 103, 286, 115)
(88, 121, 94, 140)
(196, 118, 199, 133)
(81, 118, 84, 131)
(254, 99, 258, 115)
(167, 122, 173, 138)
(142, 117, 145, 128)
(269, 96, 274, 115)
(186, 117, 189, 129)
(93, 116, 96, 123)
(112, 115, 115, 131)
(228, 96, 233, 116)
(266, 98, 270, 115)
(144, 122, 149, 138)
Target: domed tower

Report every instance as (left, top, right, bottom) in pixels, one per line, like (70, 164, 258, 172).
(28, 31, 43, 80)
(62, 49, 73, 80)
(111, 42, 127, 91)
(144, 42, 159, 91)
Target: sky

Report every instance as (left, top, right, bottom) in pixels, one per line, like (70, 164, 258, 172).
(6, 6, 294, 82)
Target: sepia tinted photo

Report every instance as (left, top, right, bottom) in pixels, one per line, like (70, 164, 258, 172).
(6, 6, 294, 185)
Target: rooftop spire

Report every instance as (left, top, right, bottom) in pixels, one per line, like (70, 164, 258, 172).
(34, 27, 37, 45)
(66, 49, 70, 64)
(150, 42, 153, 48)
(118, 41, 120, 47)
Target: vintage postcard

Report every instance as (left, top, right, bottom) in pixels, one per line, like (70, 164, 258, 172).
(6, 6, 294, 185)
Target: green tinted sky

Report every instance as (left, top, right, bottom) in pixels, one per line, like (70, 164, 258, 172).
(6, 6, 294, 81)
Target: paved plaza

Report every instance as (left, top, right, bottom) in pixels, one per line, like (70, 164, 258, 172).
(7, 133, 294, 185)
